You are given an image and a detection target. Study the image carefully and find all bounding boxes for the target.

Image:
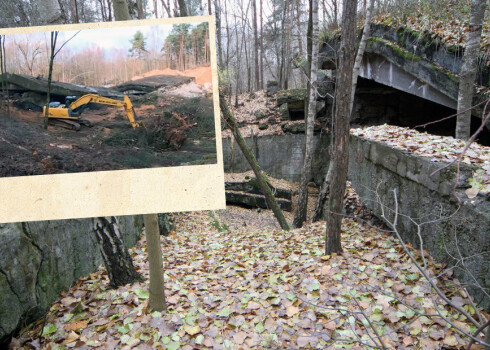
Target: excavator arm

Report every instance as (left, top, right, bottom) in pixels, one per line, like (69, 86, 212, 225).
(43, 93, 140, 129)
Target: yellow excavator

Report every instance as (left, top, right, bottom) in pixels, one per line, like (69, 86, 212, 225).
(42, 94, 139, 131)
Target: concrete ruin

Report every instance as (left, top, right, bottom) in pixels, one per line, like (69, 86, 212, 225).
(222, 22, 490, 310)
(0, 216, 143, 344)
(223, 132, 490, 310)
(319, 23, 490, 144)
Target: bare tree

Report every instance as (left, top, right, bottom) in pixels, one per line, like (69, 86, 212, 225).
(456, 0, 487, 140)
(0, 35, 9, 118)
(313, 0, 375, 222)
(177, 0, 188, 16)
(325, 0, 357, 254)
(293, 0, 319, 228)
(14, 36, 43, 76)
(259, 0, 264, 90)
(113, 0, 131, 20)
(38, 0, 64, 24)
(252, 0, 259, 90)
(44, 32, 58, 130)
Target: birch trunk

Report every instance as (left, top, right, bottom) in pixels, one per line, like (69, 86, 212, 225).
(93, 217, 144, 288)
(456, 0, 487, 140)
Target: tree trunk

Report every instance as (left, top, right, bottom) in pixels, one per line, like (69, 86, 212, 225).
(252, 0, 259, 91)
(153, 0, 158, 18)
(293, 0, 319, 228)
(220, 94, 290, 231)
(38, 0, 64, 24)
(161, 0, 172, 17)
(113, 0, 131, 20)
(456, 0, 487, 140)
(177, 0, 188, 16)
(485, 325, 490, 350)
(137, 0, 145, 18)
(158, 213, 174, 235)
(0, 35, 9, 118)
(44, 32, 57, 130)
(215, 0, 223, 69)
(350, 0, 374, 111)
(144, 214, 167, 311)
(313, 0, 374, 222)
(325, 0, 357, 254)
(260, 0, 264, 90)
(93, 217, 144, 288)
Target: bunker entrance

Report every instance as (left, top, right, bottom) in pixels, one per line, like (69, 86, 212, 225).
(289, 109, 305, 121)
(353, 78, 490, 146)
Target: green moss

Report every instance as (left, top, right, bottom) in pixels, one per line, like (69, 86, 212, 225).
(248, 176, 273, 191)
(391, 44, 421, 61)
(431, 64, 459, 82)
(369, 37, 421, 61)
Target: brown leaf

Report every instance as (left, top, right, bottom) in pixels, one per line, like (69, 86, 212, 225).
(466, 187, 479, 198)
(286, 306, 300, 317)
(203, 337, 214, 347)
(402, 336, 413, 345)
(61, 297, 78, 307)
(61, 331, 80, 345)
(185, 325, 200, 336)
(324, 320, 336, 330)
(64, 321, 88, 331)
(247, 301, 261, 310)
(233, 331, 247, 345)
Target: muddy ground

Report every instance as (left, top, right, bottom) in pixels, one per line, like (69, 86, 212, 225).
(0, 80, 217, 178)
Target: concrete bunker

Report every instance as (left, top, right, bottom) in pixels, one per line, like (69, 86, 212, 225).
(352, 77, 490, 145)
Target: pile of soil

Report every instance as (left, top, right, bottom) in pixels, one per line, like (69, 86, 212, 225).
(132, 66, 212, 86)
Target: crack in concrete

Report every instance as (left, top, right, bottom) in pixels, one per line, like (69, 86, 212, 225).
(0, 267, 20, 304)
(20, 222, 45, 307)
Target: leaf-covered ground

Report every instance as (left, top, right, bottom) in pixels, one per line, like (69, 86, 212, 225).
(16, 207, 486, 350)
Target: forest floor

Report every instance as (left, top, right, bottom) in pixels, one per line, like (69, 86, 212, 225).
(0, 67, 216, 178)
(13, 202, 488, 350)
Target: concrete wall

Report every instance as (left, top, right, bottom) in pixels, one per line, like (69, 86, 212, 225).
(0, 215, 143, 343)
(348, 136, 490, 311)
(222, 133, 330, 184)
(223, 133, 490, 310)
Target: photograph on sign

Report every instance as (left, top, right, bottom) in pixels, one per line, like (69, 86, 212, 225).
(0, 17, 225, 222)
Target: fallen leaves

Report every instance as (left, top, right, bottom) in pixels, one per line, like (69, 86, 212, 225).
(352, 124, 490, 197)
(17, 208, 484, 349)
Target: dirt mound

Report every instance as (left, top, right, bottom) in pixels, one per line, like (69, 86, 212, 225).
(132, 66, 212, 86)
(183, 66, 212, 86)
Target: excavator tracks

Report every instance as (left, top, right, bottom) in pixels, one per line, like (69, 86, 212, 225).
(50, 119, 81, 131)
